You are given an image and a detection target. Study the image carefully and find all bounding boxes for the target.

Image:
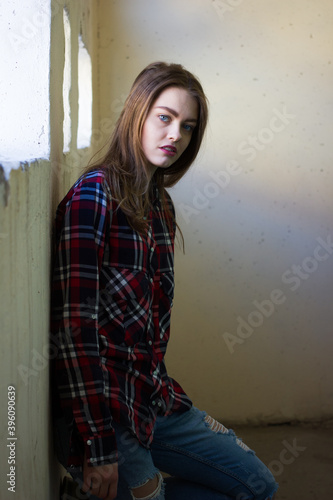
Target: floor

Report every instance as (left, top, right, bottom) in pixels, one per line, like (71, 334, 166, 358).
(234, 421, 333, 500)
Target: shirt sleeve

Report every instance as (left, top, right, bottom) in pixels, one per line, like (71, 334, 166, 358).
(51, 177, 117, 467)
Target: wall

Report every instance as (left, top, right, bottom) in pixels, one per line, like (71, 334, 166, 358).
(0, 1, 98, 499)
(96, 0, 333, 425)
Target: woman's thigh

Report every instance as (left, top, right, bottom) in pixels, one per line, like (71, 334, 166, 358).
(151, 407, 278, 500)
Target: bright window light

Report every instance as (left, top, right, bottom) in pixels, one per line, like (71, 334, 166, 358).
(63, 8, 71, 153)
(77, 35, 92, 149)
(0, 0, 51, 176)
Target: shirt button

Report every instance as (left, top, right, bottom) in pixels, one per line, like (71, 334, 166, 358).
(152, 400, 156, 406)
(87, 440, 92, 446)
(148, 340, 152, 346)
(150, 247, 154, 252)
(157, 401, 162, 408)
(150, 278, 153, 284)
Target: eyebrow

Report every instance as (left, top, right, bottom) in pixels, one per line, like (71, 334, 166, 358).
(155, 106, 198, 123)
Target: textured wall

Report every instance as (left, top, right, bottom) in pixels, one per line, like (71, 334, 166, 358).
(0, 1, 97, 498)
(96, 0, 333, 425)
(0, 161, 56, 499)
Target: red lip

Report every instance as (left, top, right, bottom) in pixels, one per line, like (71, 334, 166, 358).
(160, 145, 177, 156)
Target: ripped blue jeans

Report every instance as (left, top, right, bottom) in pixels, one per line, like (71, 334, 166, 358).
(69, 406, 278, 500)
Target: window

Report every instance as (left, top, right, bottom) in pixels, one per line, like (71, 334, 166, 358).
(0, 0, 51, 175)
(63, 8, 71, 153)
(77, 35, 92, 149)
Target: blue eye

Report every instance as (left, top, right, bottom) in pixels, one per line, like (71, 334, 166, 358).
(159, 114, 169, 122)
(183, 123, 194, 132)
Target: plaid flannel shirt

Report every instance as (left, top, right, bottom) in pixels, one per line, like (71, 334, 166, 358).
(51, 170, 192, 468)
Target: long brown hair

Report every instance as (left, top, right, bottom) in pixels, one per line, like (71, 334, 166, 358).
(85, 61, 209, 236)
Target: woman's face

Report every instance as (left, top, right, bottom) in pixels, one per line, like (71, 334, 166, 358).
(141, 86, 198, 176)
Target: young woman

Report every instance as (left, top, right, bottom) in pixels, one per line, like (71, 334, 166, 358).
(51, 62, 278, 500)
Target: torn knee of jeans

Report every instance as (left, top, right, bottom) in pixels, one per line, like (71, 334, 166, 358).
(131, 472, 164, 500)
(204, 414, 229, 434)
(235, 436, 254, 453)
(204, 415, 255, 455)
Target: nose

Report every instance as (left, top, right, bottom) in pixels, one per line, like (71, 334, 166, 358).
(168, 123, 182, 142)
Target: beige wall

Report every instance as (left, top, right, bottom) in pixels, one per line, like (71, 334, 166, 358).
(0, 1, 332, 498)
(96, 0, 333, 425)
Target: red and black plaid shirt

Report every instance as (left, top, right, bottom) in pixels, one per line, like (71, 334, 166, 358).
(51, 170, 192, 468)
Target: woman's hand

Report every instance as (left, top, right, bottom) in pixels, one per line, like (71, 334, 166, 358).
(82, 457, 118, 500)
